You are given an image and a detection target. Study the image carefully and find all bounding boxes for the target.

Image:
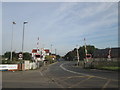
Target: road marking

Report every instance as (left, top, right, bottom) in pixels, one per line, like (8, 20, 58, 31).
(48, 62, 58, 66)
(59, 76, 87, 82)
(60, 63, 93, 77)
(60, 63, 118, 81)
(68, 76, 93, 88)
(39, 71, 43, 76)
(102, 79, 111, 88)
(55, 78, 70, 88)
(67, 76, 87, 79)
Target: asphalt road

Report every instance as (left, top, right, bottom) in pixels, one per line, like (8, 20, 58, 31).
(2, 61, 119, 88)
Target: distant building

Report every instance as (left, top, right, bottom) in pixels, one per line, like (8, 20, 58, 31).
(31, 48, 50, 62)
(32, 49, 41, 61)
(51, 54, 56, 60)
(44, 49, 50, 56)
(93, 47, 120, 58)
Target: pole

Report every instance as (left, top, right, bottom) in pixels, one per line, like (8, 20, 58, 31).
(109, 47, 111, 58)
(84, 38, 88, 62)
(42, 44, 45, 49)
(76, 45, 80, 66)
(51, 44, 53, 54)
(22, 23, 25, 59)
(108, 47, 111, 60)
(10, 22, 16, 61)
(55, 49, 57, 55)
(22, 22, 28, 60)
(37, 37, 39, 52)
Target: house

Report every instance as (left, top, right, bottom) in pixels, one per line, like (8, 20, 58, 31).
(32, 49, 42, 61)
(44, 49, 50, 56)
(93, 47, 120, 58)
(32, 48, 51, 62)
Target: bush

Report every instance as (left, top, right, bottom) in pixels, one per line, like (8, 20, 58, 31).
(45, 55, 53, 64)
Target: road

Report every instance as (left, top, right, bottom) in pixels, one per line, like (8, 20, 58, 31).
(2, 61, 119, 88)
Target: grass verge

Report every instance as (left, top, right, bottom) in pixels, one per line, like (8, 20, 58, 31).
(95, 66, 120, 71)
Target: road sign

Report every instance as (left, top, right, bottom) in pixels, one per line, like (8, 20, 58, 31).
(19, 54, 23, 58)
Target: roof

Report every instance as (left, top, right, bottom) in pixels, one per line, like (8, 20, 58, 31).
(44, 49, 50, 53)
(32, 49, 39, 53)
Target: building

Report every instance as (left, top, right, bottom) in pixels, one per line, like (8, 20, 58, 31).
(93, 47, 120, 58)
(32, 49, 42, 61)
(32, 48, 50, 62)
(44, 49, 50, 56)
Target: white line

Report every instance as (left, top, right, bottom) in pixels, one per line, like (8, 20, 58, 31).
(39, 71, 43, 76)
(102, 79, 111, 88)
(60, 63, 91, 77)
(60, 63, 118, 81)
(69, 76, 93, 88)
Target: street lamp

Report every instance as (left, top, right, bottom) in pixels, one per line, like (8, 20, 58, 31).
(10, 22, 16, 61)
(22, 21, 28, 60)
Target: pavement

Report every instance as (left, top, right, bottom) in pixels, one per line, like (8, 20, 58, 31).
(2, 61, 119, 89)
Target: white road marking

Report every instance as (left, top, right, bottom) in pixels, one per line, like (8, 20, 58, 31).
(69, 76, 93, 88)
(60, 63, 117, 81)
(102, 79, 111, 88)
(60, 63, 92, 77)
(39, 71, 43, 76)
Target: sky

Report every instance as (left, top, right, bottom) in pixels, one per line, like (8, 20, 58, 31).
(0, 2, 2, 55)
(2, 2, 118, 56)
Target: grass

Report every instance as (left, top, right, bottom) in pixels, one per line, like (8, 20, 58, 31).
(90, 60, 120, 71)
(100, 66, 120, 70)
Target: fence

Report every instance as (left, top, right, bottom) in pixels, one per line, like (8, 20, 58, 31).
(0, 60, 45, 71)
(93, 58, 119, 62)
(78, 58, 120, 69)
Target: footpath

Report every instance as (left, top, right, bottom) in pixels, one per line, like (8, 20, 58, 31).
(2, 62, 60, 88)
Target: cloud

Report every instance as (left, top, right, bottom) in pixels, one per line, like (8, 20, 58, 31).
(43, 2, 118, 54)
(3, 2, 118, 55)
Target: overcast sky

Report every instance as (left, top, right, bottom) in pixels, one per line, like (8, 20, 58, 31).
(2, 2, 118, 56)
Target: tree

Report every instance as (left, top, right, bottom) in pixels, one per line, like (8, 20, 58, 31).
(64, 45, 97, 61)
(23, 52, 32, 60)
(56, 55, 61, 60)
(45, 55, 53, 63)
(64, 50, 76, 61)
(4, 52, 11, 59)
(3, 51, 17, 60)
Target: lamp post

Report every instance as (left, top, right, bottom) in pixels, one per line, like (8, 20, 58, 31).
(10, 22, 16, 61)
(22, 21, 28, 60)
